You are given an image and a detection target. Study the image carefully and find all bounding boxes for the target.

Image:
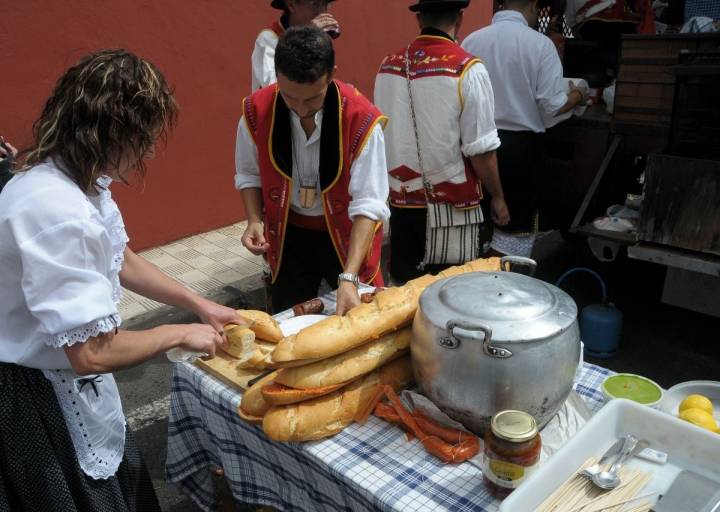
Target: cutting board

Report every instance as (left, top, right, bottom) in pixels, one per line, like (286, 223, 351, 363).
(194, 351, 262, 391)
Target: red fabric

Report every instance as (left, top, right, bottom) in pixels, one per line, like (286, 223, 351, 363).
(243, 80, 385, 286)
(579, 0, 656, 34)
(288, 211, 328, 232)
(268, 20, 285, 37)
(379, 35, 483, 209)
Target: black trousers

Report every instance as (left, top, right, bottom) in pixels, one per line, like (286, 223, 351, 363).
(389, 206, 456, 284)
(494, 129, 545, 233)
(271, 223, 343, 313)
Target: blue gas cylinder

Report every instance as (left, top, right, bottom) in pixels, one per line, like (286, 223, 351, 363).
(556, 267, 623, 359)
(579, 302, 623, 358)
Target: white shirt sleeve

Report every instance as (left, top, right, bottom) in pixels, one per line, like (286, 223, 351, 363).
(460, 62, 501, 156)
(234, 116, 262, 190)
(251, 30, 278, 91)
(347, 124, 390, 223)
(535, 38, 569, 117)
(19, 220, 119, 348)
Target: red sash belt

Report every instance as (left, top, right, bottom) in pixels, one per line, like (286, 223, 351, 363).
(288, 210, 328, 232)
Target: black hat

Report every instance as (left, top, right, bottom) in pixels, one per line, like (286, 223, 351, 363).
(408, 0, 470, 12)
(271, 0, 336, 9)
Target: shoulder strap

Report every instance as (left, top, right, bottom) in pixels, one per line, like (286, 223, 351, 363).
(404, 46, 434, 198)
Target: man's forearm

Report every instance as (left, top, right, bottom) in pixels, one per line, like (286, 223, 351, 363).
(468, 151, 504, 199)
(344, 215, 378, 275)
(240, 187, 264, 223)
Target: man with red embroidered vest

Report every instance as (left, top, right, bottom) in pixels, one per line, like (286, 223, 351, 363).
(374, 0, 509, 284)
(252, 0, 341, 91)
(237, 26, 390, 315)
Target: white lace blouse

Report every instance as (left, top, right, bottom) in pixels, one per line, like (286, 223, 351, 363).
(0, 160, 129, 479)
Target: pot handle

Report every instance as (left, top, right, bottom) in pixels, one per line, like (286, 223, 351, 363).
(501, 256, 537, 276)
(445, 320, 513, 359)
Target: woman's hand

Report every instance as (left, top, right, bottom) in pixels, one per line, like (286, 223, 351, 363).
(174, 323, 224, 357)
(193, 297, 243, 333)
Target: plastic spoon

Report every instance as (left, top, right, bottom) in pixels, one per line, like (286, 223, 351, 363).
(592, 438, 650, 490)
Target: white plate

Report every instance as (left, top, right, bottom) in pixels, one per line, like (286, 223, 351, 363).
(279, 314, 327, 337)
(499, 398, 720, 511)
(659, 380, 720, 424)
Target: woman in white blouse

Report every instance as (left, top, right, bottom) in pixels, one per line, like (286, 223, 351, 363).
(0, 50, 241, 511)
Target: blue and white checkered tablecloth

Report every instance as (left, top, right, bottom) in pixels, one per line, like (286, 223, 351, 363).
(166, 293, 613, 512)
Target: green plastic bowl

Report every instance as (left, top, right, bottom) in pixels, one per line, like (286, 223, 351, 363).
(602, 373, 664, 408)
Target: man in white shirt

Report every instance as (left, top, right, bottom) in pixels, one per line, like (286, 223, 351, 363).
(463, 0, 587, 257)
(374, 0, 509, 283)
(237, 26, 389, 315)
(252, 0, 341, 91)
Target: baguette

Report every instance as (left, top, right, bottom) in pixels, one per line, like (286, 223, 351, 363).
(271, 257, 501, 362)
(274, 329, 411, 389)
(260, 379, 356, 406)
(262, 356, 413, 442)
(234, 309, 284, 342)
(239, 341, 276, 369)
(221, 325, 276, 369)
(263, 355, 324, 369)
(221, 325, 255, 358)
(237, 407, 264, 425)
(238, 370, 278, 419)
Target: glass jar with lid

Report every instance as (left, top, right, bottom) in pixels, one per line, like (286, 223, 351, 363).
(483, 410, 542, 499)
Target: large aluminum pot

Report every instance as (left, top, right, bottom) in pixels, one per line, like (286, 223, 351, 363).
(411, 262, 580, 435)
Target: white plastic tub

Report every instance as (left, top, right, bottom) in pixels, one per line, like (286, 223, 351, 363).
(499, 398, 720, 511)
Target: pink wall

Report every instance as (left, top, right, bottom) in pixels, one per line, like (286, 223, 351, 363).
(0, 1, 491, 250)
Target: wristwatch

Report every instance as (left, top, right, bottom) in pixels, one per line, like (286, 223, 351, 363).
(337, 272, 359, 288)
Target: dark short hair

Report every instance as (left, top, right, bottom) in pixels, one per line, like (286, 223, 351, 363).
(274, 26, 335, 84)
(420, 8, 462, 27)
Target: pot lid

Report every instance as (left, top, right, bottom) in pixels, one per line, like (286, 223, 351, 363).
(419, 271, 577, 342)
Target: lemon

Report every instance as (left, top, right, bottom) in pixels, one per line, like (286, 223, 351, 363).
(679, 408, 718, 431)
(679, 394, 714, 415)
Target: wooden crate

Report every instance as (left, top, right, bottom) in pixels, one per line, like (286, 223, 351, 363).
(614, 34, 720, 127)
(639, 154, 720, 256)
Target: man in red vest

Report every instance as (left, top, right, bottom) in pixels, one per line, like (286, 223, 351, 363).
(252, 0, 341, 91)
(236, 26, 389, 315)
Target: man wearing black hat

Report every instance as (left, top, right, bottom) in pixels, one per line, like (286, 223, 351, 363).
(374, 0, 509, 284)
(252, 0, 341, 91)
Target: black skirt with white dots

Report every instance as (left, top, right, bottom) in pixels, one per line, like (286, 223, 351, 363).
(0, 362, 161, 512)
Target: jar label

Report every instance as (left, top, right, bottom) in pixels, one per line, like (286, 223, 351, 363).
(483, 455, 538, 489)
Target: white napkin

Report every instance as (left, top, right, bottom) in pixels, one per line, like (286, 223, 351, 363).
(543, 77, 590, 129)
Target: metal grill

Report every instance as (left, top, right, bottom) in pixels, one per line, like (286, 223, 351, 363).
(537, 7, 574, 37)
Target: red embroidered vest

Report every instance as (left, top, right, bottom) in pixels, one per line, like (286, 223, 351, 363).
(267, 20, 284, 37)
(378, 35, 484, 209)
(242, 80, 387, 287)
